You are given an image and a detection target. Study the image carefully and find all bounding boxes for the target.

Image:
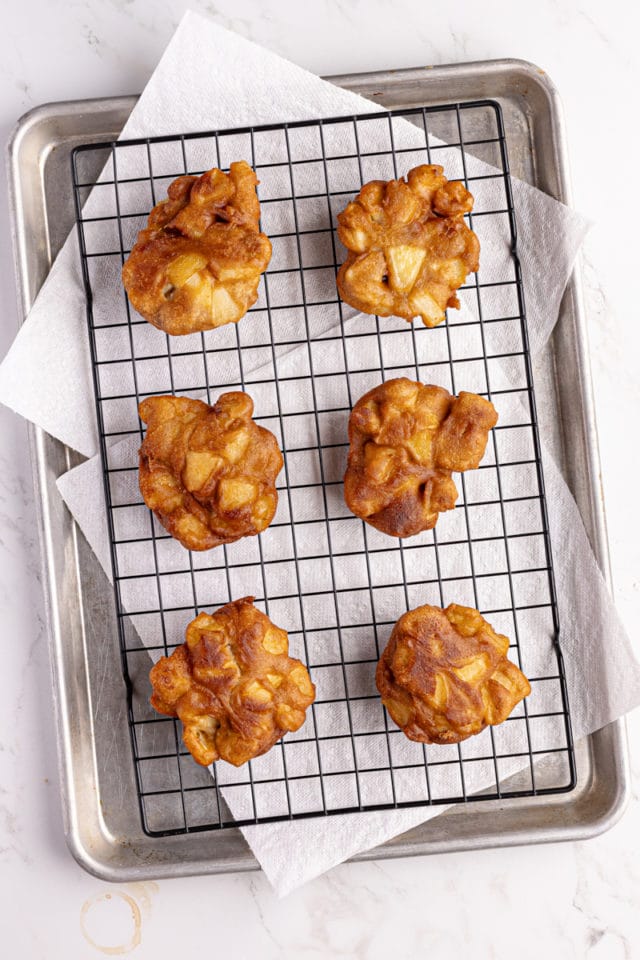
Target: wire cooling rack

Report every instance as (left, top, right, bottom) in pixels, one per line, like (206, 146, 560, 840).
(71, 101, 575, 836)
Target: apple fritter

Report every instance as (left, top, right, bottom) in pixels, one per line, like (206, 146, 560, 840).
(376, 603, 530, 744)
(138, 392, 283, 551)
(344, 378, 497, 538)
(149, 598, 316, 766)
(336, 164, 479, 327)
(122, 162, 271, 335)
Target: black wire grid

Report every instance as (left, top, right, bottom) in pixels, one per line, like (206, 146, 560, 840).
(72, 101, 575, 837)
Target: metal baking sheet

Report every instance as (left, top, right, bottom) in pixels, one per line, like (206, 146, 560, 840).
(7, 59, 629, 880)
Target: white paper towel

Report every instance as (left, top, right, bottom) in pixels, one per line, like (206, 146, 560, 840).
(4, 11, 640, 895)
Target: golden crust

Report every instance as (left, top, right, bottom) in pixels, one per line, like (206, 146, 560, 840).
(138, 392, 283, 551)
(376, 603, 531, 744)
(344, 378, 498, 538)
(149, 598, 316, 766)
(336, 164, 479, 327)
(122, 162, 272, 335)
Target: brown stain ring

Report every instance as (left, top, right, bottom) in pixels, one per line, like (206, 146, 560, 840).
(80, 893, 142, 955)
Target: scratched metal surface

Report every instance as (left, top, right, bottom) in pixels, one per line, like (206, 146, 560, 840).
(7, 60, 629, 880)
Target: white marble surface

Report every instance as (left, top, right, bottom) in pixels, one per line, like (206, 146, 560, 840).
(0, 1, 638, 955)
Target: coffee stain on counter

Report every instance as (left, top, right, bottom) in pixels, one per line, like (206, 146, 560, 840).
(80, 882, 159, 954)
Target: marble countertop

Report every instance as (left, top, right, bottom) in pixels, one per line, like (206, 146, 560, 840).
(1, 1, 638, 956)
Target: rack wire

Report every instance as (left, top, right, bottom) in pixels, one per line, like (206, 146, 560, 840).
(72, 100, 575, 836)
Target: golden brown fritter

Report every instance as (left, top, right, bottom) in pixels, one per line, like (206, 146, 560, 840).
(344, 378, 497, 538)
(138, 392, 283, 551)
(149, 598, 316, 766)
(122, 162, 272, 335)
(376, 603, 530, 744)
(336, 164, 479, 327)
